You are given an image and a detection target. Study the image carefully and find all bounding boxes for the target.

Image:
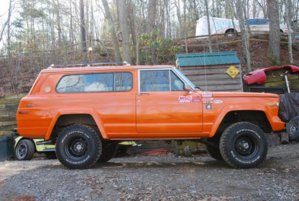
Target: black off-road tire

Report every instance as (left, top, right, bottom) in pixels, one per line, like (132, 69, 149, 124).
(56, 124, 102, 169)
(98, 142, 117, 163)
(219, 122, 268, 168)
(206, 144, 223, 161)
(286, 116, 299, 141)
(15, 139, 35, 160)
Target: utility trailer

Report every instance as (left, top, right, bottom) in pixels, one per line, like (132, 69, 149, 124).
(196, 16, 240, 37)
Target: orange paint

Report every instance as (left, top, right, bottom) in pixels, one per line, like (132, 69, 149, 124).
(16, 65, 285, 140)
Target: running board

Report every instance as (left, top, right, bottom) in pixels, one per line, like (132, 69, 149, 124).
(36, 140, 54, 145)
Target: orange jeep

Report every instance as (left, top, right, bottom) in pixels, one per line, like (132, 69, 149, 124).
(16, 65, 285, 169)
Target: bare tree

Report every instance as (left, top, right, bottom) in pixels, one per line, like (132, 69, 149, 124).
(285, 0, 294, 64)
(204, 0, 212, 52)
(6, 0, 13, 56)
(80, 0, 87, 61)
(127, 1, 137, 63)
(147, 0, 158, 64)
(118, 0, 132, 63)
(236, 0, 252, 72)
(267, 0, 281, 65)
(174, 0, 183, 38)
(101, 0, 122, 62)
(225, 0, 233, 18)
(256, 0, 268, 18)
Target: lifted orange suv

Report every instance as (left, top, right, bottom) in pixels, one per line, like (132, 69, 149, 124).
(16, 65, 285, 169)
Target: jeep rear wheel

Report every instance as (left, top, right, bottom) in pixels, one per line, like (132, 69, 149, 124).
(56, 124, 102, 169)
(220, 122, 268, 168)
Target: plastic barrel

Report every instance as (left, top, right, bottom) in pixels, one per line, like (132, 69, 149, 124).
(0, 135, 14, 162)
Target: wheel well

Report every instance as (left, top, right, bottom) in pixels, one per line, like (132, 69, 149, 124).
(225, 28, 237, 33)
(50, 114, 98, 140)
(212, 111, 272, 142)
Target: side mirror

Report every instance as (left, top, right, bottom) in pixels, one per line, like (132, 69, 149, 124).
(184, 85, 193, 94)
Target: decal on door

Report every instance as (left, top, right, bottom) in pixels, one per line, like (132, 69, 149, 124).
(214, 99, 223, 104)
(202, 91, 213, 98)
(178, 95, 201, 103)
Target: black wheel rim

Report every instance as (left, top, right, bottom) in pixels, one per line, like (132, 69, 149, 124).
(16, 143, 27, 159)
(289, 123, 298, 135)
(64, 133, 89, 161)
(290, 125, 298, 135)
(234, 132, 259, 158)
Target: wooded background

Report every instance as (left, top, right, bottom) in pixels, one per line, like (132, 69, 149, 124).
(0, 0, 299, 95)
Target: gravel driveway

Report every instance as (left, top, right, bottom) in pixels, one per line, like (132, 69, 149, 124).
(0, 143, 299, 201)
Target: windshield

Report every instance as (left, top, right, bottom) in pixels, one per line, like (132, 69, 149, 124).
(173, 68, 197, 89)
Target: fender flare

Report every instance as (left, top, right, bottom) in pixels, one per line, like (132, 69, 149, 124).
(209, 105, 268, 137)
(44, 109, 107, 140)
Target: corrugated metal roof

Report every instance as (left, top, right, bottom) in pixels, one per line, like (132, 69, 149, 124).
(176, 51, 240, 67)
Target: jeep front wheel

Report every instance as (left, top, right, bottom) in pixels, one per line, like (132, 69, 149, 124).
(219, 122, 268, 168)
(56, 125, 102, 169)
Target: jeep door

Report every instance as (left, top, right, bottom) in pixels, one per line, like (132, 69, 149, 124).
(136, 69, 203, 138)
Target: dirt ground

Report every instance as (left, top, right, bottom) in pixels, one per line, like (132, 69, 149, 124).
(0, 143, 298, 201)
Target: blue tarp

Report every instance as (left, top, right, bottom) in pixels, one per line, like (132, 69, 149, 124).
(246, 19, 269, 25)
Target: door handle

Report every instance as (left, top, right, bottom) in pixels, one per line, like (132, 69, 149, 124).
(138, 93, 150, 96)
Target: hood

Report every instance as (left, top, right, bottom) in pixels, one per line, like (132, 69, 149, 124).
(198, 91, 279, 99)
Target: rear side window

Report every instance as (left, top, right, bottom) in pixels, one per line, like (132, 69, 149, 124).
(56, 72, 132, 93)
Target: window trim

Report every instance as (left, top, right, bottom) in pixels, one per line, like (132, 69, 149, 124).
(170, 71, 185, 92)
(55, 72, 133, 94)
(138, 68, 186, 93)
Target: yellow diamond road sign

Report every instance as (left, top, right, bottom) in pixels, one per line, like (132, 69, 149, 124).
(226, 65, 239, 79)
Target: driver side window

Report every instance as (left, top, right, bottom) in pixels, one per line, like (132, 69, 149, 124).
(140, 70, 185, 92)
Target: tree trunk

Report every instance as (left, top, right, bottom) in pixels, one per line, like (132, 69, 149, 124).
(69, 0, 74, 45)
(175, 0, 183, 38)
(183, 0, 188, 53)
(118, 0, 132, 64)
(80, 0, 87, 62)
(6, 0, 13, 57)
(204, 0, 213, 52)
(267, 0, 281, 65)
(147, 0, 158, 64)
(285, 0, 294, 64)
(127, 1, 137, 63)
(56, 0, 62, 48)
(90, 0, 95, 47)
(225, 0, 232, 18)
(101, 0, 122, 62)
(0, 0, 13, 44)
(236, 0, 252, 72)
(256, 0, 268, 18)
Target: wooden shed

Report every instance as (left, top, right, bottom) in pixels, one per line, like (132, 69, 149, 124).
(176, 52, 243, 91)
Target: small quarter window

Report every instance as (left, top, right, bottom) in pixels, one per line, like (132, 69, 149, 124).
(171, 71, 184, 91)
(56, 72, 132, 93)
(115, 72, 132, 91)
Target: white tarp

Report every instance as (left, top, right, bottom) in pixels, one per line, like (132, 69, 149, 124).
(196, 16, 240, 37)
